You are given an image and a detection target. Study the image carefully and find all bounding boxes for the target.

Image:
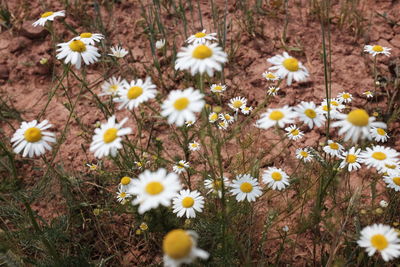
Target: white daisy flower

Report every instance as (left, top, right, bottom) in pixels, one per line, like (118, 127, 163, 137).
(173, 160, 190, 174)
(370, 127, 389, 143)
(267, 86, 280, 96)
(217, 120, 229, 130)
(323, 140, 344, 157)
(100, 76, 128, 96)
(108, 45, 129, 58)
(119, 176, 134, 191)
(208, 112, 219, 123)
(156, 39, 166, 49)
(32, 10, 65, 27)
(267, 52, 309, 86)
(317, 98, 344, 119)
(161, 88, 205, 127)
(383, 172, 400, 192)
(357, 224, 400, 262)
(255, 105, 296, 130)
(359, 145, 400, 171)
(75, 33, 104, 45)
(228, 96, 247, 112)
(262, 167, 290, 191)
(210, 83, 227, 93)
(116, 188, 131, 203)
(89, 116, 132, 158)
(113, 77, 157, 110)
(262, 71, 280, 81)
(175, 42, 228, 77)
(188, 141, 201, 151)
(296, 148, 313, 162)
(56, 38, 100, 69)
(241, 106, 252, 115)
(172, 189, 204, 218)
(337, 92, 353, 103)
(163, 229, 209, 267)
(294, 101, 325, 129)
(285, 125, 304, 141)
(219, 113, 234, 124)
(204, 176, 230, 198)
(11, 120, 56, 158)
(331, 109, 387, 143)
(186, 29, 217, 44)
(364, 45, 391, 57)
(363, 91, 374, 98)
(339, 147, 362, 172)
(128, 168, 181, 214)
(324, 98, 345, 111)
(380, 200, 389, 208)
(230, 174, 262, 202)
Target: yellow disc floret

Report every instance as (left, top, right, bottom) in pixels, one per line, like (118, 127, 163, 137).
(80, 32, 92, 38)
(370, 234, 388, 251)
(103, 128, 118, 143)
(376, 128, 386, 136)
(304, 109, 316, 119)
(347, 109, 369, 127)
(192, 45, 213, 59)
(174, 97, 190, 110)
(392, 177, 400, 186)
(163, 229, 193, 259)
(240, 182, 253, 193)
(127, 86, 143, 100)
(372, 45, 384, 52)
(41, 11, 54, 18)
(24, 127, 42, 143)
(194, 32, 206, 38)
(300, 151, 309, 158)
(120, 176, 131, 185)
(329, 143, 339, 150)
(282, 57, 299, 72)
(69, 40, 87, 52)
(372, 152, 387, 161)
(182, 197, 195, 208)
(271, 172, 282, 181)
(346, 154, 357, 163)
(269, 110, 284, 121)
(145, 181, 164, 195)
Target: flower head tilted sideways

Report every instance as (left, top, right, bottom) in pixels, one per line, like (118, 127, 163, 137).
(119, 176, 134, 191)
(156, 39, 166, 49)
(188, 141, 201, 151)
(337, 92, 353, 103)
(161, 88, 205, 127)
(262, 71, 280, 81)
(89, 116, 132, 158)
(172, 189, 204, 218)
(109, 45, 129, 58)
(163, 229, 209, 267)
(210, 83, 227, 93)
(127, 168, 181, 214)
(359, 145, 399, 171)
(296, 147, 313, 162)
(230, 174, 262, 202)
(370, 127, 389, 143)
(204, 176, 230, 198)
(323, 140, 344, 157)
(75, 33, 104, 45)
(11, 120, 56, 158)
(364, 45, 391, 57)
(32, 11, 65, 27)
(285, 125, 304, 141)
(241, 106, 253, 115)
(383, 172, 400, 192)
(317, 98, 344, 119)
(186, 29, 217, 44)
(267, 52, 309, 86)
(113, 77, 157, 110)
(294, 101, 325, 129)
(267, 86, 280, 96)
(100, 76, 128, 96)
(262, 167, 290, 191)
(56, 38, 100, 69)
(357, 224, 400, 262)
(255, 106, 296, 130)
(175, 42, 227, 77)
(331, 109, 387, 143)
(173, 160, 190, 174)
(339, 147, 362, 172)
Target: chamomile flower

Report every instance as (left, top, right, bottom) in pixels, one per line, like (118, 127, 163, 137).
(219, 113, 234, 124)
(256, 105, 296, 130)
(380, 200, 389, 208)
(267, 52, 309, 86)
(208, 112, 219, 123)
(217, 120, 229, 130)
(172, 190, 204, 218)
(100, 76, 127, 96)
(161, 88, 205, 127)
(337, 92, 353, 103)
(262, 167, 290, 191)
(262, 71, 280, 81)
(241, 106, 253, 115)
(186, 29, 217, 44)
(363, 91, 374, 98)
(339, 147, 362, 172)
(204, 176, 230, 198)
(128, 168, 181, 214)
(119, 176, 134, 191)
(56, 38, 100, 69)
(163, 229, 209, 267)
(383, 172, 400, 192)
(210, 83, 227, 93)
(173, 160, 190, 174)
(357, 224, 400, 262)
(331, 109, 387, 143)
(359, 145, 400, 171)
(11, 120, 56, 158)
(364, 45, 391, 57)
(285, 125, 304, 141)
(32, 10, 65, 27)
(228, 97, 247, 111)
(89, 116, 132, 158)
(323, 140, 344, 157)
(156, 39, 166, 49)
(230, 174, 262, 202)
(175, 42, 228, 77)
(113, 77, 157, 110)
(294, 101, 325, 129)
(296, 148, 313, 162)
(188, 141, 201, 151)
(370, 127, 389, 143)
(116, 188, 131, 203)
(267, 86, 280, 96)
(75, 33, 104, 45)
(108, 45, 129, 58)
(318, 99, 344, 119)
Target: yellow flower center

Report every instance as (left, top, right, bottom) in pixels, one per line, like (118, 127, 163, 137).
(69, 40, 87, 52)
(322, 105, 330, 112)
(370, 234, 388, 251)
(372, 152, 387, 161)
(120, 176, 131, 185)
(392, 177, 400, 186)
(271, 172, 282, 181)
(210, 113, 218, 121)
(304, 109, 316, 119)
(329, 143, 339, 150)
(282, 57, 299, 72)
(41, 11, 54, 18)
(174, 97, 190, 111)
(376, 128, 386, 136)
(103, 128, 118, 143)
(343, 93, 350, 99)
(265, 73, 276, 79)
(213, 180, 222, 190)
(232, 100, 243, 109)
(240, 182, 253, 193)
(127, 86, 143, 100)
(191, 143, 198, 148)
(290, 129, 299, 136)
(192, 45, 213, 59)
(224, 114, 231, 120)
(140, 223, 148, 231)
(119, 192, 127, 198)
(194, 32, 206, 38)
(346, 154, 357, 163)
(24, 127, 42, 142)
(182, 197, 194, 208)
(385, 164, 396, 169)
(347, 109, 369, 127)
(372, 45, 384, 52)
(163, 229, 193, 259)
(145, 181, 164, 195)
(269, 110, 284, 121)
(109, 84, 119, 92)
(300, 151, 308, 158)
(331, 101, 339, 106)
(213, 85, 223, 91)
(80, 32, 92, 38)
